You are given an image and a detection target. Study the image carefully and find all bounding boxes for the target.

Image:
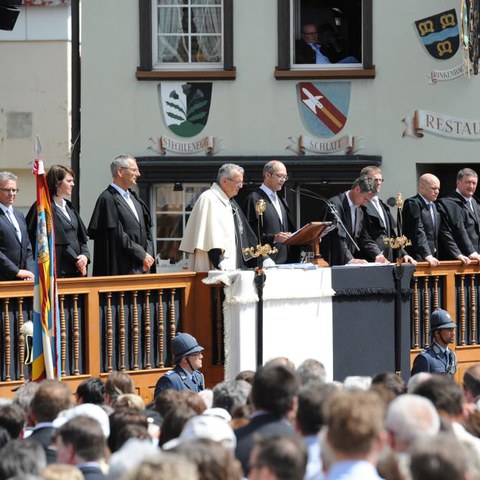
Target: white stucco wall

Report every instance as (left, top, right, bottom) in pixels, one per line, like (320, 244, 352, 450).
(79, 0, 480, 220)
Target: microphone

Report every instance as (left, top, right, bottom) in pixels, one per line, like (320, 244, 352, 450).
(290, 187, 360, 252)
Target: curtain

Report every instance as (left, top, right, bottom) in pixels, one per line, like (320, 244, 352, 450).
(157, 1, 187, 63)
(193, 0, 222, 62)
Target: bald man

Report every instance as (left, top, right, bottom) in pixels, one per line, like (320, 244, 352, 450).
(243, 161, 296, 264)
(402, 174, 441, 267)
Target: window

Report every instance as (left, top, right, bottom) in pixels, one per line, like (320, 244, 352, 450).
(276, 0, 375, 79)
(154, 183, 209, 271)
(137, 0, 235, 80)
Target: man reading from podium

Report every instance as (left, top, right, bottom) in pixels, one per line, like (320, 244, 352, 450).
(180, 163, 265, 271)
(243, 161, 295, 264)
(320, 176, 377, 265)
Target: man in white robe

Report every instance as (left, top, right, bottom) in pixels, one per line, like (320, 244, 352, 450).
(180, 163, 261, 272)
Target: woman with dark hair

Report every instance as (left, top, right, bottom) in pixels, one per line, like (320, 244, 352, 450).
(26, 164, 90, 277)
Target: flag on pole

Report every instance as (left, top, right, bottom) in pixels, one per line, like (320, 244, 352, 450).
(32, 158, 61, 381)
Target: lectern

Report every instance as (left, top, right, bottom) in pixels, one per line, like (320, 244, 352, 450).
(285, 221, 334, 266)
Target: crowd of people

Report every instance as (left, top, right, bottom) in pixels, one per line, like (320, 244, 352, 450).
(1, 156, 479, 278)
(1, 357, 480, 480)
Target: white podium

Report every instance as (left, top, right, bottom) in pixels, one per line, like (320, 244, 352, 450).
(205, 268, 335, 381)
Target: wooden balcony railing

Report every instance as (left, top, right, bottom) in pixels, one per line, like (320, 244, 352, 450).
(1, 261, 480, 402)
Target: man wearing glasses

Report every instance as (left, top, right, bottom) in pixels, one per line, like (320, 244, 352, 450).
(243, 161, 295, 264)
(88, 155, 155, 276)
(0, 171, 34, 281)
(180, 163, 263, 271)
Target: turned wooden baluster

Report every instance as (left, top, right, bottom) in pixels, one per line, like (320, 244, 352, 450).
(119, 292, 126, 371)
(59, 295, 67, 376)
(18, 298, 25, 380)
(3, 300, 11, 381)
(73, 294, 80, 375)
(471, 274, 477, 345)
(106, 293, 113, 372)
(413, 277, 420, 349)
(459, 274, 466, 346)
(215, 286, 223, 364)
(132, 291, 139, 370)
(157, 289, 164, 368)
(423, 277, 430, 348)
(169, 289, 176, 364)
(144, 290, 151, 369)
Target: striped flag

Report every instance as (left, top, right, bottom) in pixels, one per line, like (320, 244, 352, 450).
(32, 159, 61, 381)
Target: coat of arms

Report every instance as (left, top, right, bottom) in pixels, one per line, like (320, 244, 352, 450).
(297, 82, 350, 138)
(415, 9, 459, 60)
(159, 82, 212, 138)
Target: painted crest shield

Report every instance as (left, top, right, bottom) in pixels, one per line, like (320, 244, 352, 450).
(158, 82, 212, 138)
(297, 82, 350, 138)
(415, 9, 459, 60)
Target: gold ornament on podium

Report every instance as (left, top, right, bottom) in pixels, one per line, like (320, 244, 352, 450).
(243, 198, 278, 260)
(383, 193, 412, 260)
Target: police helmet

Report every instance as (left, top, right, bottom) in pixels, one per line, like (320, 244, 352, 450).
(430, 308, 456, 332)
(172, 332, 204, 363)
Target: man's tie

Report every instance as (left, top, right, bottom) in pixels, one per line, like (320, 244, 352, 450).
(351, 206, 358, 236)
(427, 203, 436, 227)
(123, 191, 139, 221)
(271, 193, 283, 223)
(5, 209, 21, 241)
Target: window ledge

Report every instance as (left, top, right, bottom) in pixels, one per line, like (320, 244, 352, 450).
(274, 67, 376, 80)
(136, 67, 236, 81)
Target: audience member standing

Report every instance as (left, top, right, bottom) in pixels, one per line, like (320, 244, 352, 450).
(88, 155, 154, 276)
(0, 171, 34, 281)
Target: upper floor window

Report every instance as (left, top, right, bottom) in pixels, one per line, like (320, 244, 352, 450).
(137, 0, 235, 80)
(276, 0, 375, 80)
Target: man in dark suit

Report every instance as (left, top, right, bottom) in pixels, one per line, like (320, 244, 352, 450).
(295, 23, 332, 64)
(27, 379, 72, 464)
(360, 166, 416, 265)
(54, 415, 107, 479)
(437, 168, 480, 264)
(402, 174, 441, 266)
(154, 333, 205, 398)
(320, 176, 377, 265)
(0, 171, 34, 281)
(88, 155, 155, 276)
(243, 160, 296, 264)
(235, 363, 299, 476)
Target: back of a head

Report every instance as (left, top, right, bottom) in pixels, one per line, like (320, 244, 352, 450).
(0, 403, 26, 439)
(463, 364, 480, 401)
(105, 371, 135, 406)
(252, 364, 299, 416)
(212, 380, 251, 415)
(123, 453, 199, 480)
(12, 382, 40, 415)
(296, 383, 336, 436)
(108, 408, 149, 453)
(412, 376, 464, 417)
(386, 394, 440, 450)
(296, 359, 327, 386)
(252, 435, 308, 480)
(0, 439, 46, 480)
(115, 393, 145, 412)
(30, 380, 72, 423)
(57, 415, 106, 463)
(75, 377, 105, 405)
(159, 404, 197, 447)
(371, 372, 406, 397)
(173, 438, 243, 480)
(324, 389, 385, 456)
(410, 433, 470, 480)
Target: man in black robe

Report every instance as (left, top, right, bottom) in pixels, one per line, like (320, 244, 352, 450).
(88, 155, 155, 276)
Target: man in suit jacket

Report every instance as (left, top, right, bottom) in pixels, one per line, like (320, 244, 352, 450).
(54, 415, 107, 479)
(88, 155, 155, 276)
(437, 168, 480, 264)
(243, 160, 296, 264)
(0, 171, 34, 281)
(320, 176, 377, 266)
(295, 24, 332, 64)
(402, 174, 441, 266)
(235, 363, 299, 476)
(360, 166, 416, 265)
(154, 333, 205, 398)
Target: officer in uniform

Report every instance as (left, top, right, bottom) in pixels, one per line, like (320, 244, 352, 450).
(154, 332, 205, 398)
(411, 308, 457, 377)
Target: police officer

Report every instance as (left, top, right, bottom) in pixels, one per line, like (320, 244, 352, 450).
(411, 308, 457, 377)
(154, 332, 205, 398)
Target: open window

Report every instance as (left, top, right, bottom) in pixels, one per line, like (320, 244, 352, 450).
(276, 0, 375, 79)
(137, 0, 235, 81)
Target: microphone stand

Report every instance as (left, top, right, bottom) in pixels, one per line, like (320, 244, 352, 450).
(295, 188, 361, 253)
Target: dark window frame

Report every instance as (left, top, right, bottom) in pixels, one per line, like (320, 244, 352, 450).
(276, 0, 375, 80)
(137, 0, 235, 81)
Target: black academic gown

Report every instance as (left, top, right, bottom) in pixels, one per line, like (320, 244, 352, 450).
(88, 186, 154, 276)
(26, 200, 90, 278)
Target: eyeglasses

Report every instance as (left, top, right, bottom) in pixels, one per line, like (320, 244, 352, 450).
(370, 178, 384, 183)
(272, 173, 289, 181)
(226, 178, 244, 187)
(121, 167, 140, 174)
(0, 188, 19, 194)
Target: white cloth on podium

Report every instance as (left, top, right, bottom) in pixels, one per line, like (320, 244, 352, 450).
(205, 268, 335, 381)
